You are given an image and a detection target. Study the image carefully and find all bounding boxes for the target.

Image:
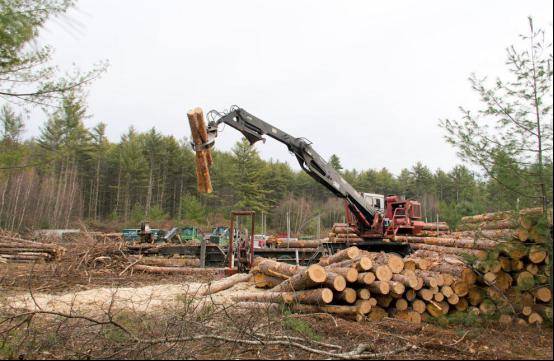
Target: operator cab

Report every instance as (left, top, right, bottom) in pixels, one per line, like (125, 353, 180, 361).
(361, 193, 385, 213)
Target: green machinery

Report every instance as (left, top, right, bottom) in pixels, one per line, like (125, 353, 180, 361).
(178, 226, 203, 242)
(122, 228, 165, 242)
(122, 225, 203, 243)
(209, 226, 229, 245)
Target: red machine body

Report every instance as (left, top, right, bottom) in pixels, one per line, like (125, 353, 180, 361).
(345, 194, 426, 239)
(383, 195, 425, 236)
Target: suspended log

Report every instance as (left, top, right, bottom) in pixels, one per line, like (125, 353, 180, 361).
(187, 108, 212, 193)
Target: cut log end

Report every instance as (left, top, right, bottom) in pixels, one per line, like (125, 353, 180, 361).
(307, 264, 327, 283)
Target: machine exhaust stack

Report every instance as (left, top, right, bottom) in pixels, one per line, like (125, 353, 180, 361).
(187, 107, 213, 193)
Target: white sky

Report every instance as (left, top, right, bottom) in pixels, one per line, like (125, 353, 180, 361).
(28, 0, 554, 173)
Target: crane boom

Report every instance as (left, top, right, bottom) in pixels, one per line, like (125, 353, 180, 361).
(202, 107, 380, 232)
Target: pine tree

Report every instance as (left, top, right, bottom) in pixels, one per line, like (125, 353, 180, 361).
(440, 18, 553, 213)
(231, 138, 270, 212)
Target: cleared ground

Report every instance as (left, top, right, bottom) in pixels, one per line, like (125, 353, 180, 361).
(1, 242, 552, 360)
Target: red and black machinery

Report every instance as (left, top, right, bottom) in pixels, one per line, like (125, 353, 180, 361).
(191, 106, 440, 257)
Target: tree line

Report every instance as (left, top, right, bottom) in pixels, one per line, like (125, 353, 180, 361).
(1, 2, 551, 235)
(0, 96, 549, 234)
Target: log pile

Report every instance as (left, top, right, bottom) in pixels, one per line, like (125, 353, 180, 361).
(243, 205, 552, 325)
(187, 107, 213, 193)
(393, 207, 552, 325)
(265, 238, 322, 249)
(240, 247, 483, 324)
(328, 223, 363, 243)
(0, 231, 66, 263)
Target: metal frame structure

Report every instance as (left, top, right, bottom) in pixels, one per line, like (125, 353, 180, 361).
(229, 210, 255, 271)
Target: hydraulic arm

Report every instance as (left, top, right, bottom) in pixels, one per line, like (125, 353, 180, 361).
(199, 107, 382, 234)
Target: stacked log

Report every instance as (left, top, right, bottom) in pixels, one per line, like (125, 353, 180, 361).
(245, 206, 552, 325)
(328, 224, 363, 243)
(241, 248, 479, 324)
(0, 232, 65, 263)
(187, 107, 213, 193)
(394, 207, 552, 325)
(265, 238, 322, 249)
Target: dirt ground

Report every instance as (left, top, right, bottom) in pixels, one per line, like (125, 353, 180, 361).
(1, 245, 552, 360)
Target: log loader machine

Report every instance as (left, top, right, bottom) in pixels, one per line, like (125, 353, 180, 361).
(190, 106, 429, 256)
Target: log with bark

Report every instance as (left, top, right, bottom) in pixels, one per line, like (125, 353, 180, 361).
(187, 107, 213, 193)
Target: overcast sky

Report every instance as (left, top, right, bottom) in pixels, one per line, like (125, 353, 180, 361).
(31, 0, 553, 173)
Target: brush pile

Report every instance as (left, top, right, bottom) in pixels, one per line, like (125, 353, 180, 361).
(0, 230, 66, 263)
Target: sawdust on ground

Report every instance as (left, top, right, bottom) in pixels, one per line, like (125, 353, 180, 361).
(3, 281, 257, 316)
